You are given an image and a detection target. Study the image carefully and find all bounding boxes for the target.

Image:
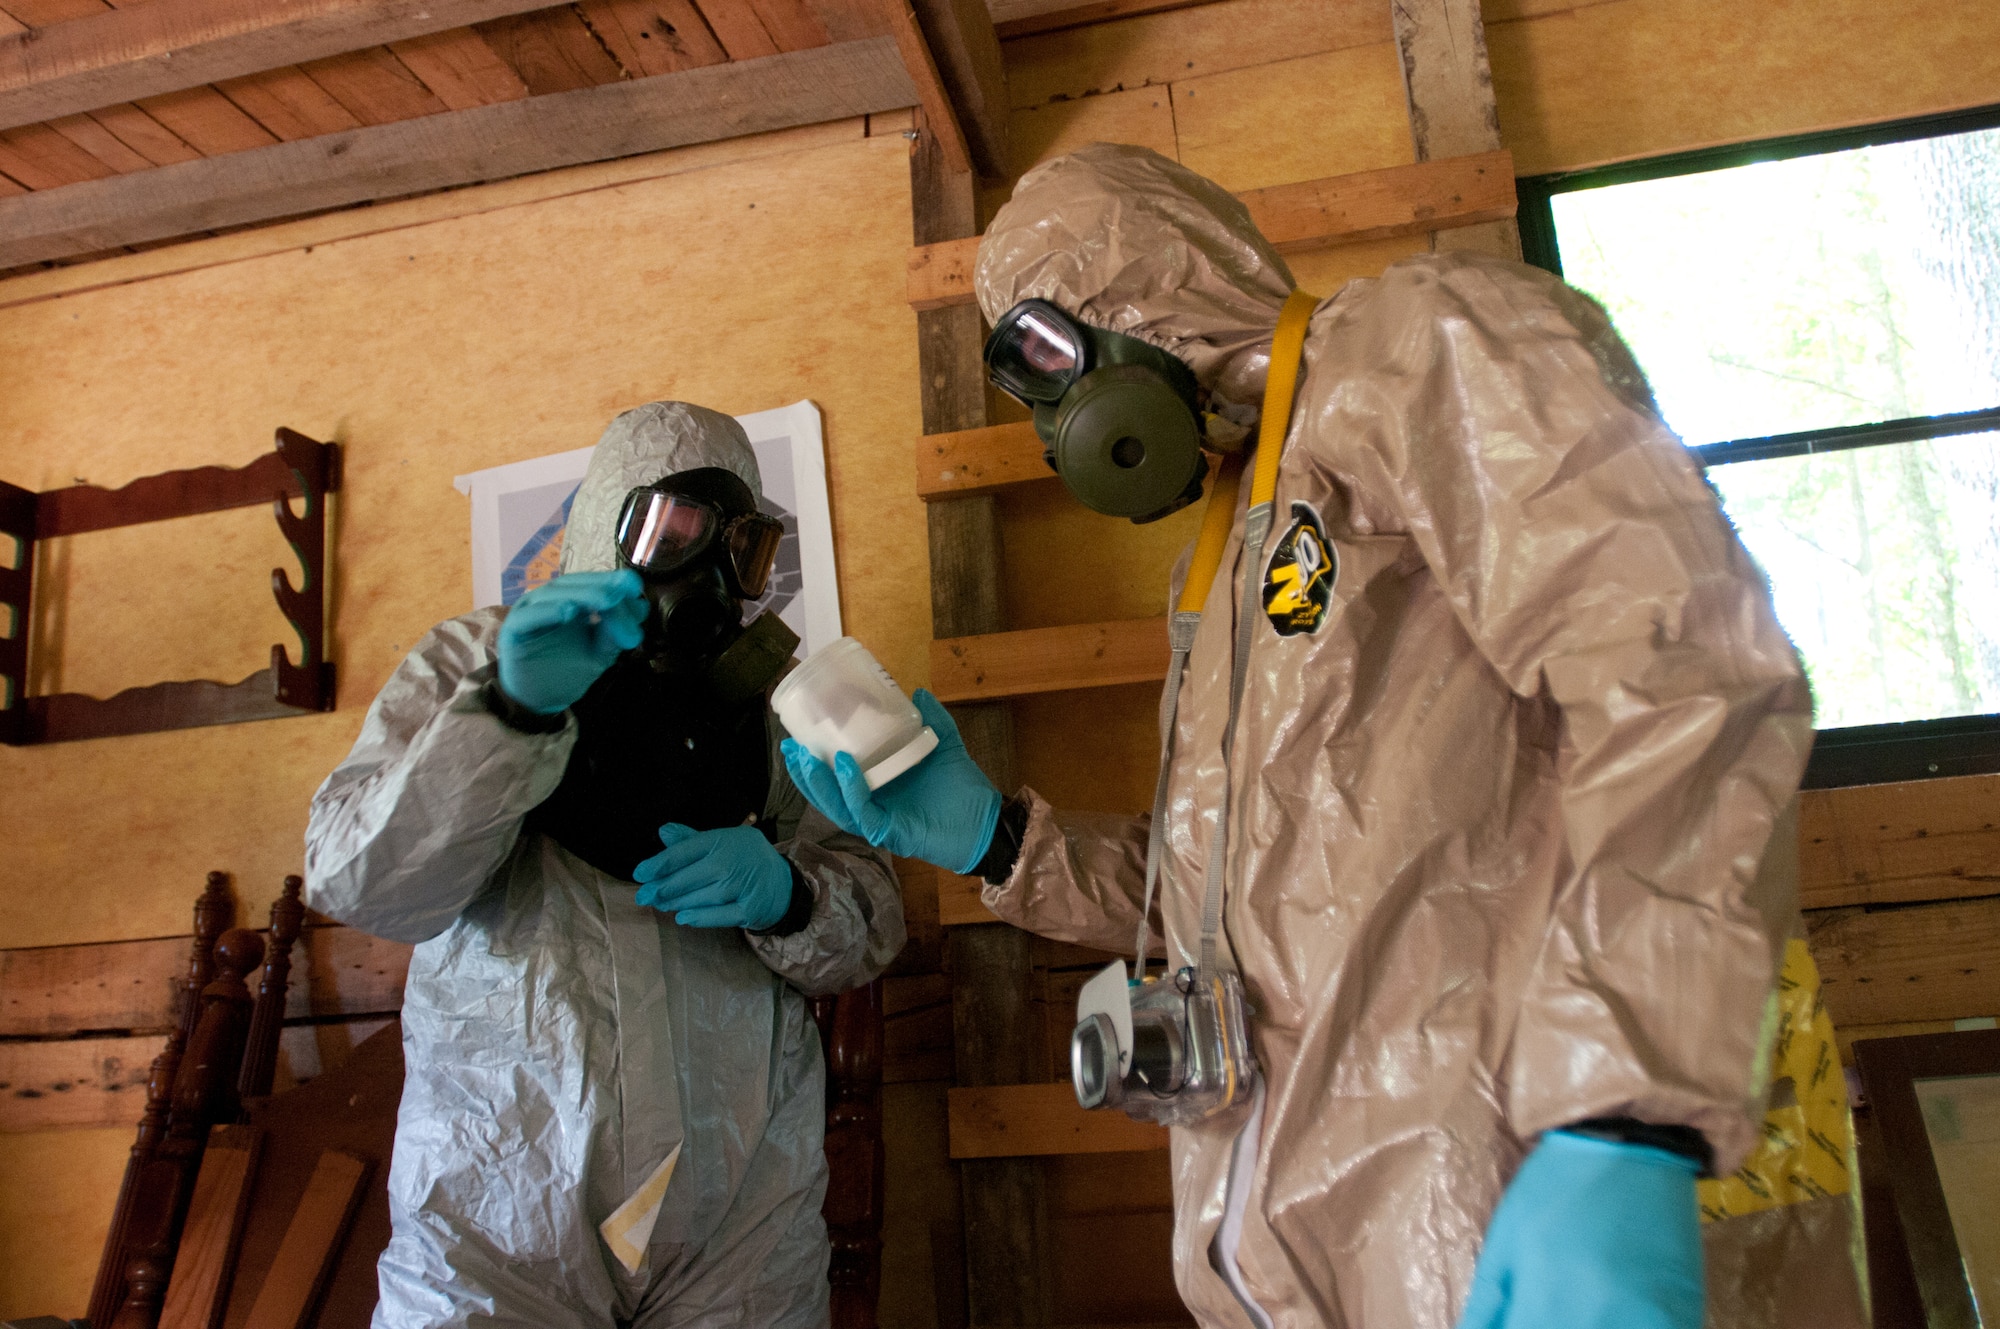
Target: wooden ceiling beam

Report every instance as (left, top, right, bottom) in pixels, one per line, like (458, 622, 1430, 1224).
(0, 0, 625, 133)
(906, 0, 1005, 177)
(0, 35, 916, 267)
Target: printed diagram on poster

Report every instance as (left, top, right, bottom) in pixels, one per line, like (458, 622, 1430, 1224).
(454, 400, 841, 657)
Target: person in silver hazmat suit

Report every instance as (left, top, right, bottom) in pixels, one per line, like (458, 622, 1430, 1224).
(785, 145, 1869, 1329)
(305, 401, 903, 1329)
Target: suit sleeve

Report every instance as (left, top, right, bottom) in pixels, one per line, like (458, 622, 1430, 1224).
(303, 610, 578, 944)
(1335, 254, 1812, 1172)
(978, 791, 1162, 958)
(751, 715, 908, 996)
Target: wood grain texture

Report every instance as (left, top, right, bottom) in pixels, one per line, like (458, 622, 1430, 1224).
(240, 1148, 370, 1329)
(85, 101, 201, 164)
(0, 36, 916, 265)
(908, 0, 1004, 176)
(0, 1031, 164, 1131)
(1797, 772, 2000, 911)
(134, 84, 280, 154)
(0, 0, 626, 133)
(158, 1124, 262, 1329)
(473, 8, 626, 95)
(297, 45, 451, 124)
(1808, 895, 2000, 1028)
(988, 0, 1219, 41)
(916, 419, 1047, 498)
(385, 28, 530, 109)
(692, 0, 779, 57)
(46, 108, 153, 169)
(1391, 0, 1520, 258)
(879, 0, 968, 175)
(949, 1082, 1168, 1157)
(574, 0, 728, 77)
(1, 925, 410, 1038)
(930, 618, 1169, 703)
(936, 869, 998, 926)
(212, 66, 363, 141)
(908, 151, 1516, 309)
(0, 120, 114, 185)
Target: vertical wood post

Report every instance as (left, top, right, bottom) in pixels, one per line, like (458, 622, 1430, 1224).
(908, 113, 1052, 1326)
(1391, 0, 1522, 259)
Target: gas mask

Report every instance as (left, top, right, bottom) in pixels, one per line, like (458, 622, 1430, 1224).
(614, 467, 798, 702)
(984, 299, 1237, 523)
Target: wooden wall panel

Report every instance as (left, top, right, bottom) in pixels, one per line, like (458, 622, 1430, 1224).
(1799, 773, 2000, 910)
(1486, 0, 2000, 175)
(1809, 896, 2000, 1029)
(1171, 42, 1412, 192)
(0, 128, 922, 955)
(0, 1125, 131, 1323)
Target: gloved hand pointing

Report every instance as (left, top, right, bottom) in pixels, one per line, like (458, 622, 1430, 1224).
(781, 689, 1002, 876)
(495, 569, 648, 715)
(634, 823, 797, 931)
(1455, 1130, 1705, 1329)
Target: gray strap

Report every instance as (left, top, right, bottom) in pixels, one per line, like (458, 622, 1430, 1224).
(1135, 612, 1202, 974)
(1198, 502, 1273, 977)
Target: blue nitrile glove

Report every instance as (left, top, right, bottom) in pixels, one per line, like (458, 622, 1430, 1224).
(495, 569, 648, 715)
(633, 823, 796, 930)
(1456, 1129, 1705, 1329)
(780, 689, 1002, 875)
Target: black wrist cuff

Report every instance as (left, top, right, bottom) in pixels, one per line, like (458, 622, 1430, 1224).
(749, 866, 815, 938)
(1564, 1116, 1716, 1177)
(482, 679, 569, 734)
(976, 795, 1030, 885)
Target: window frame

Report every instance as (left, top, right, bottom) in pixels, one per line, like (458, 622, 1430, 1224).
(1517, 103, 2000, 790)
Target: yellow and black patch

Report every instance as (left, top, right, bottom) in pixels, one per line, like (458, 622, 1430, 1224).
(1262, 502, 1334, 636)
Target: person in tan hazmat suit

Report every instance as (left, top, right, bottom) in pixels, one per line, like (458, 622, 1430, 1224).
(784, 145, 1868, 1329)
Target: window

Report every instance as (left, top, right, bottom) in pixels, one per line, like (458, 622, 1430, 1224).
(1520, 107, 2000, 788)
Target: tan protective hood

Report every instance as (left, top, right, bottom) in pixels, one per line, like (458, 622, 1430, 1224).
(973, 147, 1863, 1329)
(976, 142, 1298, 411)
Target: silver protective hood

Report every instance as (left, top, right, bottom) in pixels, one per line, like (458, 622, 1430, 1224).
(561, 401, 763, 576)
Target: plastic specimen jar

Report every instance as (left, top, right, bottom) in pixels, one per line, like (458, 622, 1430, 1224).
(771, 637, 938, 789)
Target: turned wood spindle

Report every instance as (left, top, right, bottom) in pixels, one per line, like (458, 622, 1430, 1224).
(89, 874, 233, 1329)
(239, 874, 306, 1103)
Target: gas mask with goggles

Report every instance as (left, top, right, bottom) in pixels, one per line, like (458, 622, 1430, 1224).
(614, 467, 798, 702)
(984, 299, 1246, 523)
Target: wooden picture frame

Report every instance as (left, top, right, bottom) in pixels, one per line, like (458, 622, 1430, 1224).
(1853, 1028, 2000, 1329)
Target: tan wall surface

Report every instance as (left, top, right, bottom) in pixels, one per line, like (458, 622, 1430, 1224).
(0, 121, 923, 1321)
(1487, 0, 2000, 174)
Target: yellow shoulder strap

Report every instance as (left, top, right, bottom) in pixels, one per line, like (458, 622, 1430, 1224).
(1176, 288, 1320, 615)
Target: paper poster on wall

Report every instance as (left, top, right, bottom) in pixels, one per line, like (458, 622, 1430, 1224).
(453, 400, 841, 657)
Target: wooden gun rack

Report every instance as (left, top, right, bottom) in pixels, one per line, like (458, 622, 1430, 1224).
(0, 427, 340, 746)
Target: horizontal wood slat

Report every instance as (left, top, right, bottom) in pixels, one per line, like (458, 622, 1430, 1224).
(1807, 894, 2000, 1028)
(937, 869, 999, 925)
(917, 419, 1046, 500)
(1798, 771, 2000, 910)
(906, 149, 1516, 310)
(986, 0, 1219, 40)
(930, 617, 1167, 703)
(0, 36, 917, 267)
(0, 0, 592, 134)
(0, 1018, 394, 1132)
(1, 924, 410, 1038)
(949, 1081, 1167, 1157)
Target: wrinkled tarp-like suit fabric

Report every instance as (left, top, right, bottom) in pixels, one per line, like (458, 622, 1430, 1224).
(974, 144, 1864, 1329)
(305, 401, 903, 1329)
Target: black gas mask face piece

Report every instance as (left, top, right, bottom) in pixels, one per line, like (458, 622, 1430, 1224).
(984, 299, 1210, 523)
(614, 467, 797, 701)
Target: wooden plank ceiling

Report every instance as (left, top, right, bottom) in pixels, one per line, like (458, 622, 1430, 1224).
(0, 0, 1023, 271)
